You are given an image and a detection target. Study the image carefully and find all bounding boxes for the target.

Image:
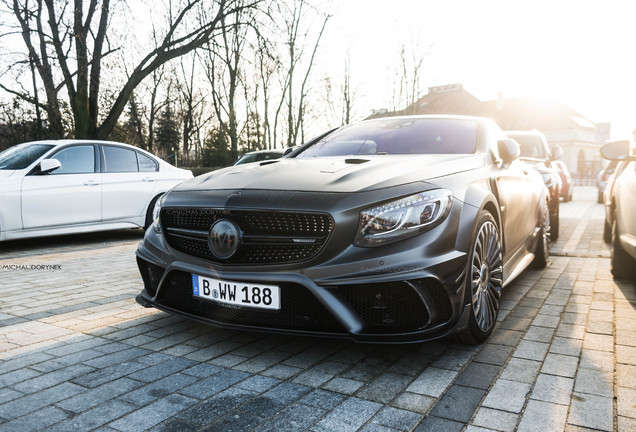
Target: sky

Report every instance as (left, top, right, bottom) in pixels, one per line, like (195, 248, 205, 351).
(319, 0, 636, 140)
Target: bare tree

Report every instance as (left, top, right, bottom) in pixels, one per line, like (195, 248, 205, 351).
(3, 0, 261, 139)
(275, 0, 331, 148)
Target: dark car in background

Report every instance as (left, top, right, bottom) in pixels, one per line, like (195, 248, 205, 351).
(553, 160, 573, 202)
(233, 149, 285, 165)
(601, 140, 636, 279)
(506, 130, 562, 240)
(136, 115, 550, 344)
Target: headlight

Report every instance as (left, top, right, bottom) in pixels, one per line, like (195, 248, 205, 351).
(354, 189, 453, 247)
(153, 194, 167, 233)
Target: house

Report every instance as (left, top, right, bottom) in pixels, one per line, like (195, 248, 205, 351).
(369, 84, 608, 177)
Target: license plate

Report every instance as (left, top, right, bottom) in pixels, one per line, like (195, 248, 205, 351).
(192, 274, 281, 310)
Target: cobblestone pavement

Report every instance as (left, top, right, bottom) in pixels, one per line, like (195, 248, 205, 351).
(0, 187, 634, 432)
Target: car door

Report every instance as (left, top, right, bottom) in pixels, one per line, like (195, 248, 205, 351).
(21, 144, 102, 229)
(100, 144, 158, 221)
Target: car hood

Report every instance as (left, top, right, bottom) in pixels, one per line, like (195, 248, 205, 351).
(0, 170, 16, 179)
(175, 154, 485, 193)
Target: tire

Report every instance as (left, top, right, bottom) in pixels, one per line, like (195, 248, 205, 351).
(144, 194, 163, 230)
(610, 212, 636, 280)
(550, 204, 559, 242)
(458, 211, 503, 344)
(532, 200, 550, 269)
(603, 219, 612, 244)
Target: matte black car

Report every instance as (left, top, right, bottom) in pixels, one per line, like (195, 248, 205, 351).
(506, 130, 562, 240)
(136, 115, 549, 343)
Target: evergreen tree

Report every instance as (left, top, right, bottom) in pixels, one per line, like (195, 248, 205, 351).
(155, 102, 181, 162)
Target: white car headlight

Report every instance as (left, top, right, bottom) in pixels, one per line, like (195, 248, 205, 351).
(153, 194, 167, 233)
(354, 189, 453, 246)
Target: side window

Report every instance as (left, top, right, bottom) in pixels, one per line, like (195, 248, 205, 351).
(50, 145, 95, 174)
(137, 152, 158, 172)
(103, 146, 139, 173)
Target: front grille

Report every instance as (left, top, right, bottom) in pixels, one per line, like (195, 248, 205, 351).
(338, 282, 431, 333)
(162, 208, 334, 265)
(156, 271, 345, 333)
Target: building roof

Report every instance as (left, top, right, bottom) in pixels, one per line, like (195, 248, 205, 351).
(367, 84, 598, 134)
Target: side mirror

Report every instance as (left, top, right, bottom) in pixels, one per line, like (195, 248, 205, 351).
(601, 140, 633, 161)
(498, 139, 520, 165)
(39, 158, 61, 174)
(551, 145, 563, 160)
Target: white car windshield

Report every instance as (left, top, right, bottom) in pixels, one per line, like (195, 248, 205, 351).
(297, 118, 478, 157)
(0, 143, 54, 170)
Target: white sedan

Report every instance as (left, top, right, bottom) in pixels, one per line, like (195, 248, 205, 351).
(0, 140, 193, 241)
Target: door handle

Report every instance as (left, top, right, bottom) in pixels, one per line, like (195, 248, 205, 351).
(83, 180, 100, 186)
(142, 177, 155, 182)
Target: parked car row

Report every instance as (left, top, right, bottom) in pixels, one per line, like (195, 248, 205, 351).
(1, 115, 591, 345)
(600, 140, 636, 280)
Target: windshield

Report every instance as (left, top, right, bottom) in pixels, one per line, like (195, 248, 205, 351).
(511, 135, 546, 159)
(297, 118, 478, 157)
(0, 143, 54, 170)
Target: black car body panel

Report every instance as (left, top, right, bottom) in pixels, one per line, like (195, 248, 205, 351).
(136, 116, 548, 343)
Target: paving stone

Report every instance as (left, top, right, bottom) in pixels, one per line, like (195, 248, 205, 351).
(453, 362, 500, 390)
(253, 403, 325, 432)
(568, 393, 614, 431)
(240, 382, 312, 418)
(235, 375, 281, 393)
(530, 374, 573, 405)
(430, 385, 485, 423)
(391, 392, 436, 414)
(482, 379, 531, 413)
(540, 353, 579, 377)
(488, 329, 523, 346)
(109, 394, 198, 431)
(574, 368, 614, 397)
(500, 357, 541, 384)
(550, 336, 583, 357)
(517, 399, 568, 432)
(311, 397, 382, 432)
(322, 377, 364, 395)
(617, 363, 636, 389)
(179, 368, 250, 399)
(300, 389, 346, 410)
(473, 344, 514, 366)
(617, 386, 636, 419)
(582, 333, 614, 352)
(0, 406, 70, 432)
(48, 399, 138, 432)
(0, 382, 85, 419)
(524, 326, 556, 343)
(413, 415, 464, 432)
(356, 373, 411, 404)
(292, 361, 348, 387)
(513, 340, 550, 361)
(406, 367, 456, 398)
(174, 387, 258, 427)
(472, 407, 519, 432)
(371, 406, 421, 431)
(57, 377, 143, 413)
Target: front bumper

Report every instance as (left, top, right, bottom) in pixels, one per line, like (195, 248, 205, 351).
(135, 205, 474, 343)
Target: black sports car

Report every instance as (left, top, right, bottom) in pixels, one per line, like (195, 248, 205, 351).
(136, 115, 550, 343)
